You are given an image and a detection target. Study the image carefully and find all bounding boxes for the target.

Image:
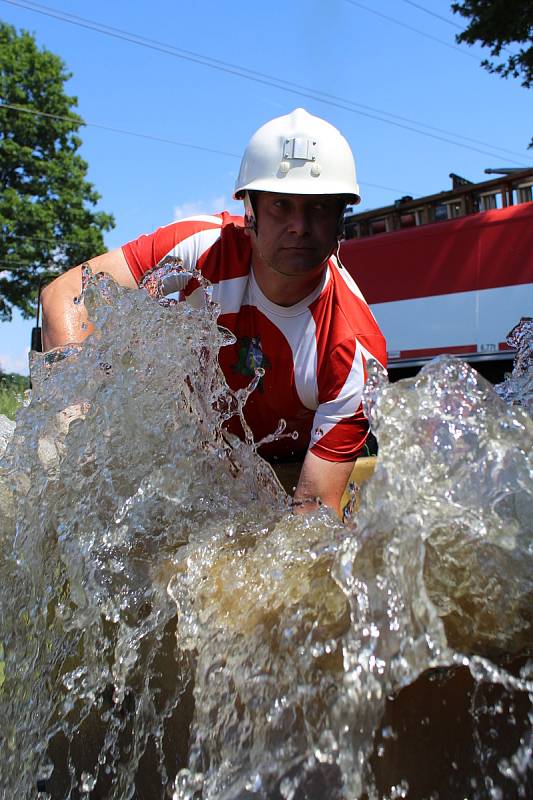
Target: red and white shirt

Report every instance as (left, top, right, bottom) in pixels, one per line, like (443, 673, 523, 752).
(123, 213, 387, 462)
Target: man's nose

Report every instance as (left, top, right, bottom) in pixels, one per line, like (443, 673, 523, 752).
(287, 208, 311, 236)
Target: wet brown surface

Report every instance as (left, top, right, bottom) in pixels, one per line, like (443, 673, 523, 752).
(43, 655, 532, 799)
(372, 658, 532, 799)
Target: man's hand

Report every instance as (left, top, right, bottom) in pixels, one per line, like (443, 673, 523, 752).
(294, 450, 355, 519)
(41, 249, 137, 351)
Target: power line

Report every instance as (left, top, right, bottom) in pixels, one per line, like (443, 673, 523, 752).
(398, 0, 511, 54)
(2, 88, 525, 170)
(0, 102, 241, 159)
(343, 0, 479, 58)
(397, 0, 464, 30)
(359, 180, 413, 193)
(0, 103, 414, 195)
(0, 0, 528, 165)
(3, 0, 525, 161)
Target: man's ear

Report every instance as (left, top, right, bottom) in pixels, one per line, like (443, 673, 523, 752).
(243, 191, 258, 235)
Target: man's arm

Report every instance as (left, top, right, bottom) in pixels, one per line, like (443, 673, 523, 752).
(41, 249, 137, 351)
(294, 450, 355, 518)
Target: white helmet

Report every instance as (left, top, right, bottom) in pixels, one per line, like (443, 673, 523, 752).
(234, 108, 360, 203)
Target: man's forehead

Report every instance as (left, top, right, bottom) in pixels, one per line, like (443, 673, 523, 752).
(255, 191, 343, 204)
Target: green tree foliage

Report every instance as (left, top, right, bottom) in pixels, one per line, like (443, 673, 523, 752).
(0, 370, 28, 419)
(0, 22, 114, 321)
(452, 1, 533, 88)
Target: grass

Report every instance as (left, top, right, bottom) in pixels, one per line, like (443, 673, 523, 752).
(0, 372, 29, 420)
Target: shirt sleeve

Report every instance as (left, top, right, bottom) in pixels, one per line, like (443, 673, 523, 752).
(309, 336, 375, 463)
(121, 214, 226, 284)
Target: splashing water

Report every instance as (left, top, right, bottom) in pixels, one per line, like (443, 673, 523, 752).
(0, 272, 531, 799)
(495, 317, 533, 415)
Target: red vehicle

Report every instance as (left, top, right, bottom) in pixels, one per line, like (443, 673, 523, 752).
(340, 202, 533, 381)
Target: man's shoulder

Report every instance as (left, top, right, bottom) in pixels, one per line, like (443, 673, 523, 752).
(315, 259, 387, 357)
(122, 212, 246, 283)
(123, 212, 244, 252)
(175, 210, 244, 228)
(327, 257, 368, 303)
(158, 211, 244, 239)
(313, 258, 371, 327)
(172, 211, 249, 282)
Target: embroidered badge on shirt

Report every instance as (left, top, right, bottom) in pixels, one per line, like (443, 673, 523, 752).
(232, 336, 271, 391)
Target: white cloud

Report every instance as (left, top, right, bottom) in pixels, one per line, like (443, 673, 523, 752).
(173, 194, 242, 221)
(0, 349, 30, 376)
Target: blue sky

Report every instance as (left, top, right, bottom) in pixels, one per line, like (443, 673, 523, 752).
(1, 0, 531, 374)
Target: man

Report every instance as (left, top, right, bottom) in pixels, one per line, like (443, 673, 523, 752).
(41, 108, 387, 516)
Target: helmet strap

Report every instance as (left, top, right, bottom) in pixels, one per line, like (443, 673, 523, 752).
(329, 201, 348, 264)
(336, 201, 347, 240)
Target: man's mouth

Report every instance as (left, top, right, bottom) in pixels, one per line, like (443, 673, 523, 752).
(281, 246, 315, 250)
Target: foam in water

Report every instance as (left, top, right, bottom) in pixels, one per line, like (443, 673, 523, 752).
(0, 273, 531, 799)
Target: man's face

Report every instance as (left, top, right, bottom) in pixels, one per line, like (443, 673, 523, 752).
(249, 192, 344, 278)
